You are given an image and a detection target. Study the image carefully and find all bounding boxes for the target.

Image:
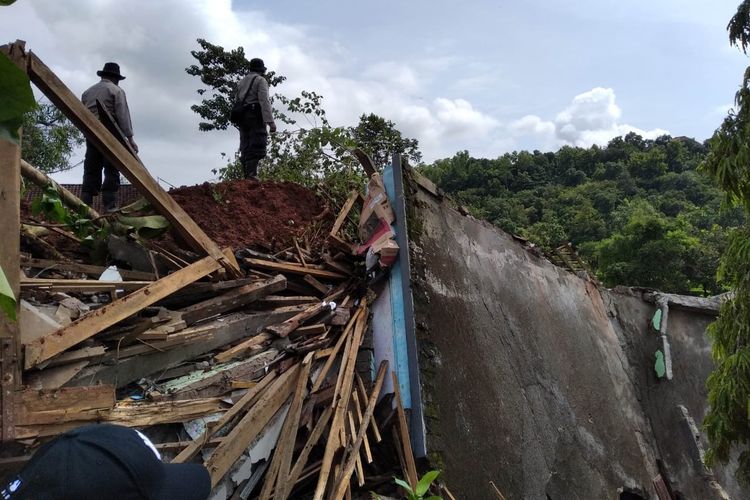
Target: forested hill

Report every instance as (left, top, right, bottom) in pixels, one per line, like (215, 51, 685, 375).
(419, 132, 743, 295)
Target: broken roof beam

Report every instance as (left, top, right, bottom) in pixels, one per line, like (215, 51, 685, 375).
(3, 41, 240, 277)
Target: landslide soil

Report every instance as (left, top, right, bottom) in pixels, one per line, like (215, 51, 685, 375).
(167, 179, 332, 251)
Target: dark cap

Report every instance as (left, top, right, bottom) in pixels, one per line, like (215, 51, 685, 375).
(249, 58, 266, 73)
(97, 62, 125, 80)
(1, 424, 211, 500)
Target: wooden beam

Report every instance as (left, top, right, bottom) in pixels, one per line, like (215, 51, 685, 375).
(213, 332, 272, 364)
(179, 274, 286, 325)
(204, 364, 300, 487)
(20, 159, 100, 220)
(0, 62, 23, 438)
(68, 308, 302, 388)
(172, 370, 277, 463)
(25, 254, 224, 369)
(244, 258, 346, 280)
(313, 307, 367, 500)
(284, 406, 333, 497)
(311, 307, 363, 392)
(259, 353, 312, 500)
(16, 385, 115, 425)
(330, 190, 359, 238)
(303, 274, 330, 296)
(266, 302, 329, 338)
(392, 371, 418, 489)
(21, 257, 154, 281)
(21, 278, 152, 292)
(331, 361, 388, 500)
(24, 50, 240, 276)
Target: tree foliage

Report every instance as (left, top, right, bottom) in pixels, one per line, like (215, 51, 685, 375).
(21, 101, 84, 173)
(701, 0, 750, 482)
(185, 38, 421, 202)
(421, 133, 738, 295)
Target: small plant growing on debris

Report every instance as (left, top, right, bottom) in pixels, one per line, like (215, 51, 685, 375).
(394, 470, 442, 500)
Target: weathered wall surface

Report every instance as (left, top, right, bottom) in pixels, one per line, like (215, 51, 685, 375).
(406, 174, 744, 499)
(605, 290, 745, 499)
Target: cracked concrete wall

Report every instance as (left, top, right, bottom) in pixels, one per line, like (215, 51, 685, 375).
(605, 289, 747, 499)
(406, 174, 742, 499)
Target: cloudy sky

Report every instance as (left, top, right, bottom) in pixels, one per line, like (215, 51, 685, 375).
(1, 0, 747, 186)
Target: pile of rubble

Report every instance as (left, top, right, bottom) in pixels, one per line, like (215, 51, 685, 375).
(2, 40, 437, 500)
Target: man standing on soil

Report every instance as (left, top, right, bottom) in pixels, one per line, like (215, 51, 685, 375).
(81, 62, 137, 211)
(235, 57, 277, 180)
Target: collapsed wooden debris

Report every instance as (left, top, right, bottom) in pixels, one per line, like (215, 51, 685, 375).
(2, 39, 432, 499)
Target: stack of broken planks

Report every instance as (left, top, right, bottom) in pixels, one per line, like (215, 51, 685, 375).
(14, 192, 417, 499)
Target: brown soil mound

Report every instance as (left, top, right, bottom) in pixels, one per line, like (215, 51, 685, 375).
(168, 179, 332, 251)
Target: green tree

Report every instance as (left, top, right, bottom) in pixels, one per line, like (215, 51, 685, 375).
(21, 101, 84, 173)
(350, 113, 421, 168)
(186, 39, 421, 191)
(700, 0, 750, 481)
(594, 200, 698, 292)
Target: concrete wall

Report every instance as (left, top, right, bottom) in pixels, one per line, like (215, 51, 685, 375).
(405, 170, 744, 499)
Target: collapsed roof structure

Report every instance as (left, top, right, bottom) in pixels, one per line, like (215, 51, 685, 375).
(0, 40, 434, 499)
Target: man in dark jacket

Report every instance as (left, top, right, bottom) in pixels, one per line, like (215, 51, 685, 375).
(81, 62, 137, 211)
(234, 58, 277, 179)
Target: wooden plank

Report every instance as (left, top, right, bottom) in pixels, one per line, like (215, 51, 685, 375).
(331, 361, 388, 500)
(213, 332, 272, 364)
(351, 390, 372, 463)
(20, 257, 154, 281)
(26, 360, 89, 390)
(244, 258, 346, 280)
(172, 370, 277, 463)
(15, 397, 225, 439)
(266, 302, 328, 338)
(322, 254, 353, 275)
(204, 364, 300, 487)
(356, 372, 382, 442)
(179, 274, 286, 325)
(21, 278, 152, 291)
(490, 481, 508, 500)
(259, 295, 318, 307)
(351, 148, 377, 177)
(260, 353, 312, 500)
(311, 307, 363, 392)
(303, 274, 330, 295)
(24, 50, 240, 276)
(347, 410, 365, 486)
(69, 309, 302, 388)
(285, 406, 333, 497)
(313, 308, 367, 500)
(0, 43, 23, 440)
(158, 350, 277, 399)
(392, 371, 418, 489)
(330, 190, 359, 237)
(17, 385, 114, 422)
(24, 254, 223, 369)
(46, 346, 106, 368)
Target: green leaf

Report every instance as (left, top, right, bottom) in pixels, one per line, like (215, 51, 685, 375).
(115, 214, 170, 238)
(655, 350, 666, 378)
(118, 197, 151, 214)
(0, 51, 36, 144)
(416, 470, 440, 497)
(394, 477, 414, 495)
(0, 1, 18, 7)
(0, 265, 17, 322)
(651, 309, 662, 331)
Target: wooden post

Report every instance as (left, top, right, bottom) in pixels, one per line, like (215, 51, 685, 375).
(0, 40, 26, 442)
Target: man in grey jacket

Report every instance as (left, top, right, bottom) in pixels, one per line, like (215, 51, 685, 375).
(81, 62, 137, 211)
(234, 57, 277, 179)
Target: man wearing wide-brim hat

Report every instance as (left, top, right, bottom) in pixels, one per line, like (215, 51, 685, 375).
(80, 62, 138, 211)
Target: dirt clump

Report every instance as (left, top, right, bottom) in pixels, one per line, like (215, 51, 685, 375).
(167, 179, 332, 251)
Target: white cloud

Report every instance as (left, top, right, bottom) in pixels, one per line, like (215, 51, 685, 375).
(511, 87, 668, 149)
(0, 0, 500, 182)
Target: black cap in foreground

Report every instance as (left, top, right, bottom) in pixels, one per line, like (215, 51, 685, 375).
(1, 424, 211, 500)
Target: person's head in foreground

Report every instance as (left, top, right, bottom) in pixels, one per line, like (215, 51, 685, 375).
(1, 423, 211, 500)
